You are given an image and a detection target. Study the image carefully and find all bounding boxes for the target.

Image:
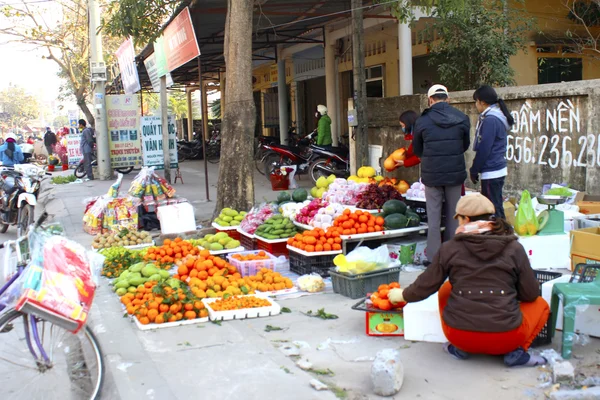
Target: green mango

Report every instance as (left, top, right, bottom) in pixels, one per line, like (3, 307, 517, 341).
(128, 277, 147, 287)
(115, 288, 127, 296)
(149, 273, 162, 282)
(158, 270, 171, 279)
(114, 280, 130, 289)
(129, 263, 144, 273)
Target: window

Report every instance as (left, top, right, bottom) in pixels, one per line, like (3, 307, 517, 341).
(365, 65, 384, 98)
(538, 57, 583, 84)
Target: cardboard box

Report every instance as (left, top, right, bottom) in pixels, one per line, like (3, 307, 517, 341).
(504, 201, 516, 226)
(403, 292, 447, 343)
(365, 311, 404, 336)
(518, 234, 571, 270)
(387, 238, 427, 265)
(577, 195, 600, 215)
(570, 227, 600, 271)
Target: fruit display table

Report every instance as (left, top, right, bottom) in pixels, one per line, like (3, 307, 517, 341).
(340, 224, 429, 254)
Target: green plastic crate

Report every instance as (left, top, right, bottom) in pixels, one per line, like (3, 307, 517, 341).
(329, 267, 401, 299)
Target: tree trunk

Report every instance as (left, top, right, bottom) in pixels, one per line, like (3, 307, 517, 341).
(351, 0, 369, 172)
(77, 95, 95, 128)
(215, 0, 256, 215)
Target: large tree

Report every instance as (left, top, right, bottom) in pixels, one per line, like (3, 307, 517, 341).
(0, 85, 39, 129)
(0, 0, 118, 126)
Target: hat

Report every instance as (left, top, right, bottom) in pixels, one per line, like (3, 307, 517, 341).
(454, 193, 495, 219)
(5, 133, 16, 142)
(317, 105, 327, 115)
(427, 84, 449, 98)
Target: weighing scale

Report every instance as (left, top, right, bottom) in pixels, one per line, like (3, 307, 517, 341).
(536, 195, 568, 236)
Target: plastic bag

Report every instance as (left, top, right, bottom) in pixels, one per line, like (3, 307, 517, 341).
(515, 190, 538, 236)
(333, 245, 391, 275)
(281, 166, 298, 189)
(297, 273, 325, 293)
(107, 173, 123, 198)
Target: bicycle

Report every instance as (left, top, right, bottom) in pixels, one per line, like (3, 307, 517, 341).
(0, 212, 104, 399)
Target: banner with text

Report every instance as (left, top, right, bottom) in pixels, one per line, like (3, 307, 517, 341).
(66, 134, 83, 166)
(68, 110, 79, 133)
(153, 7, 200, 78)
(143, 52, 174, 93)
(115, 38, 141, 95)
(106, 95, 142, 168)
(140, 115, 178, 169)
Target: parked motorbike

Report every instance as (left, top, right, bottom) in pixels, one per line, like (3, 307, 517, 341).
(177, 138, 203, 161)
(259, 131, 316, 179)
(74, 149, 134, 178)
(308, 143, 350, 183)
(0, 164, 49, 236)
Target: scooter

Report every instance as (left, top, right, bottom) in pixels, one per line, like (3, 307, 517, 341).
(177, 138, 203, 161)
(259, 131, 316, 179)
(74, 149, 134, 178)
(308, 143, 350, 183)
(0, 164, 49, 236)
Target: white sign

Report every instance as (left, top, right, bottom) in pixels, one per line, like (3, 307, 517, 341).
(115, 38, 141, 95)
(68, 110, 79, 130)
(143, 53, 173, 93)
(140, 115, 178, 169)
(66, 134, 83, 166)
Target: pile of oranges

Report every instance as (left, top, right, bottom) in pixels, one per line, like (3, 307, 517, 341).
(121, 280, 209, 325)
(230, 251, 271, 262)
(370, 282, 405, 311)
(144, 238, 199, 268)
(288, 209, 385, 253)
(208, 295, 272, 311)
(245, 268, 295, 292)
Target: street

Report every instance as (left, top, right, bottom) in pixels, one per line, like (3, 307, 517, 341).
(24, 162, 600, 400)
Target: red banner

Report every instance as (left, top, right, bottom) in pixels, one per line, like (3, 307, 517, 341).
(163, 7, 200, 73)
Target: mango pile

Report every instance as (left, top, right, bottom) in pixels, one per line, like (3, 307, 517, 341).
(191, 232, 241, 251)
(214, 208, 247, 227)
(111, 262, 171, 296)
(254, 215, 299, 240)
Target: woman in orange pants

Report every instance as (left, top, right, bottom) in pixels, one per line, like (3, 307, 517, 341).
(388, 193, 549, 366)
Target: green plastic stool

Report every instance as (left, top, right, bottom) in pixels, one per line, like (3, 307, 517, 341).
(550, 273, 600, 359)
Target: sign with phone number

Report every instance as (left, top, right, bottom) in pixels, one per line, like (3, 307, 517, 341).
(505, 99, 594, 169)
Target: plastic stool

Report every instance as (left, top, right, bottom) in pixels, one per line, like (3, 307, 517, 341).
(550, 272, 600, 359)
(174, 168, 184, 184)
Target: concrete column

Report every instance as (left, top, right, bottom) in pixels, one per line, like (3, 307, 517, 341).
(398, 22, 413, 95)
(186, 88, 193, 141)
(292, 81, 301, 135)
(277, 45, 289, 144)
(325, 30, 339, 146)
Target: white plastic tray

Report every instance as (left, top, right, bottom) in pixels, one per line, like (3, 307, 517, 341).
(197, 245, 245, 255)
(212, 222, 240, 231)
(347, 206, 381, 214)
(236, 227, 255, 238)
(256, 287, 299, 296)
(340, 224, 428, 240)
(202, 294, 281, 321)
(404, 196, 426, 203)
(132, 315, 209, 331)
(286, 245, 342, 257)
(255, 236, 289, 244)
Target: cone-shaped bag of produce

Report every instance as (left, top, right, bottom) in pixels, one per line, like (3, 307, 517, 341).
(514, 190, 538, 236)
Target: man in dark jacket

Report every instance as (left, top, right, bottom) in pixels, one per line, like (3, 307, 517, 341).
(79, 119, 95, 180)
(43, 127, 57, 157)
(413, 84, 471, 262)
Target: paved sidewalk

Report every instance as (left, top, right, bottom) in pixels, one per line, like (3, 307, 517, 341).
(37, 164, 600, 400)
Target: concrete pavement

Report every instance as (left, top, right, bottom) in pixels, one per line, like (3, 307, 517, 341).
(36, 162, 600, 400)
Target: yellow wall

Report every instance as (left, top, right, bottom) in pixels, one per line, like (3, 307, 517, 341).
(510, 46, 538, 86)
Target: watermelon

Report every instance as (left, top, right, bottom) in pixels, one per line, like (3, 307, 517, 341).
(384, 213, 409, 230)
(405, 211, 421, 227)
(382, 200, 408, 216)
(292, 188, 308, 202)
(277, 191, 291, 204)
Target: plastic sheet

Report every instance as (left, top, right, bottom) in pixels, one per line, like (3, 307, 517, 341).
(297, 273, 325, 293)
(240, 203, 279, 234)
(515, 190, 538, 236)
(556, 293, 593, 358)
(333, 245, 391, 275)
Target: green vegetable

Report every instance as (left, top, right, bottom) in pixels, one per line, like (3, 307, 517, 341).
(545, 187, 572, 197)
(51, 175, 77, 185)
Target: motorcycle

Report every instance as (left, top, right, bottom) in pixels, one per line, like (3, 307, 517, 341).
(308, 143, 350, 183)
(0, 164, 49, 236)
(177, 138, 203, 161)
(74, 149, 134, 178)
(259, 131, 316, 179)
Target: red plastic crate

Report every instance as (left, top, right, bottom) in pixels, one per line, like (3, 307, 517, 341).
(238, 228, 256, 250)
(256, 237, 289, 258)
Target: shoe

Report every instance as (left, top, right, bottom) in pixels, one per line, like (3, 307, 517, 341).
(504, 347, 547, 367)
(443, 342, 469, 360)
(423, 261, 432, 267)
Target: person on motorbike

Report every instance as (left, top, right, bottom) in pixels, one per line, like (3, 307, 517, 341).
(0, 133, 25, 167)
(79, 119, 95, 180)
(315, 105, 332, 147)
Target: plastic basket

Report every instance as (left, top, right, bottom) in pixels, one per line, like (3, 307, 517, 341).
(288, 247, 338, 278)
(256, 237, 289, 258)
(227, 250, 280, 277)
(570, 264, 600, 283)
(531, 270, 563, 348)
(270, 173, 289, 191)
(330, 267, 402, 299)
(238, 228, 256, 250)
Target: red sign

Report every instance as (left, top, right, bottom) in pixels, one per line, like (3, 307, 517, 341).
(163, 7, 200, 72)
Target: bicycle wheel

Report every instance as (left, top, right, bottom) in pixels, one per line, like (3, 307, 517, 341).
(0, 308, 104, 399)
(206, 144, 220, 164)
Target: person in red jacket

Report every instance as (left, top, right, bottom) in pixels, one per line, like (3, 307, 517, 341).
(397, 110, 421, 168)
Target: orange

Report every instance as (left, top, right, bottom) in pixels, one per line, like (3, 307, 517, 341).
(139, 316, 150, 325)
(147, 309, 158, 322)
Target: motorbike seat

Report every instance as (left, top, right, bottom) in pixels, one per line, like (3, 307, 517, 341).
(312, 145, 348, 157)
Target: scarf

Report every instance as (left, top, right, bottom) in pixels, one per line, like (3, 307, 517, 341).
(455, 220, 494, 235)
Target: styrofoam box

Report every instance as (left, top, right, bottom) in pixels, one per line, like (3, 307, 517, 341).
(542, 275, 600, 337)
(157, 203, 196, 235)
(517, 234, 571, 270)
(403, 291, 447, 343)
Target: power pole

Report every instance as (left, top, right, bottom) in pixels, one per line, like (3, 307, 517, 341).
(88, 0, 110, 180)
(350, 0, 369, 174)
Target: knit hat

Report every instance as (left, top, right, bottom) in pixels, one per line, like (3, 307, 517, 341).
(454, 193, 495, 219)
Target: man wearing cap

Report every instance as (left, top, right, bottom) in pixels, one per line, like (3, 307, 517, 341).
(43, 126, 57, 157)
(387, 194, 549, 367)
(413, 84, 471, 263)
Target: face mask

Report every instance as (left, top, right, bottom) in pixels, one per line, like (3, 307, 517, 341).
(315, 112, 319, 118)
(401, 126, 406, 133)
